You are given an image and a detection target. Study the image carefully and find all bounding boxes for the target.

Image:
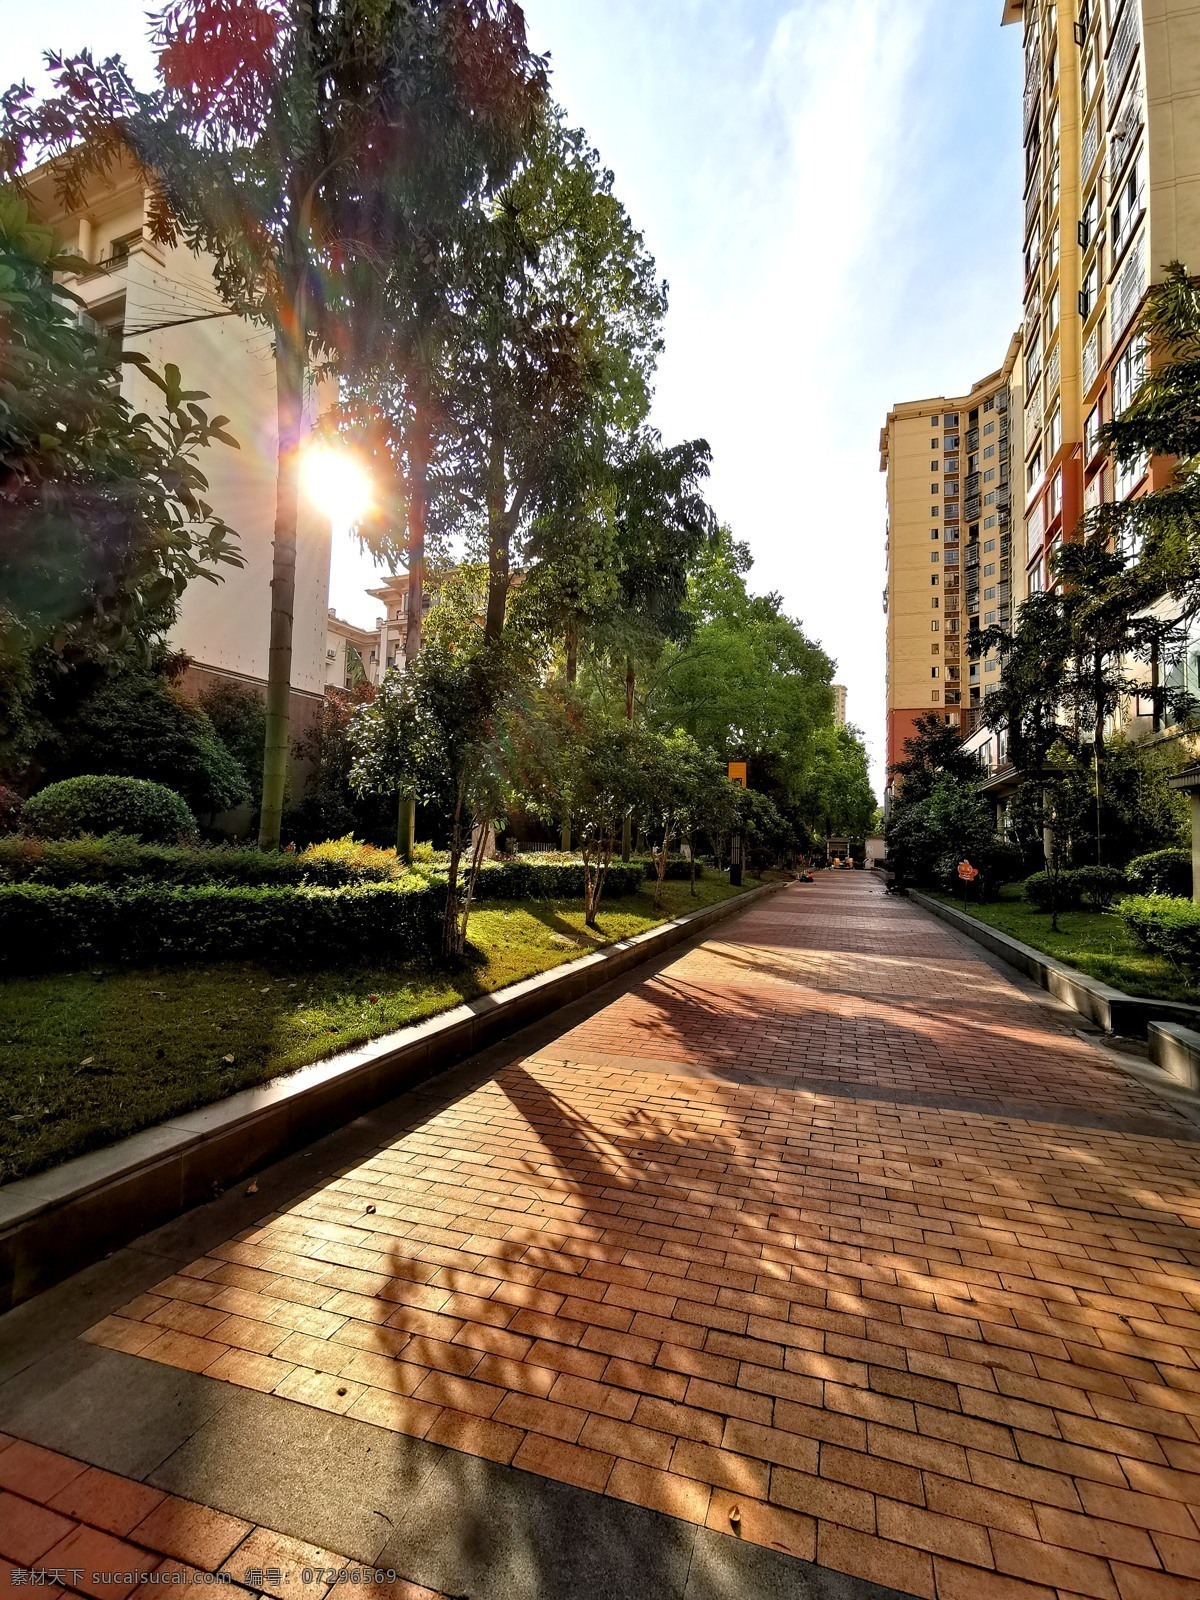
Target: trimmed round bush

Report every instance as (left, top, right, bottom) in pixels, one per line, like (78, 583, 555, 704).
(22, 776, 197, 845)
(1120, 894, 1200, 971)
(1127, 848, 1192, 898)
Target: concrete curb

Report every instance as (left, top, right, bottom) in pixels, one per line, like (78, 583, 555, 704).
(911, 890, 1200, 1038)
(0, 880, 783, 1313)
(1149, 1022, 1200, 1090)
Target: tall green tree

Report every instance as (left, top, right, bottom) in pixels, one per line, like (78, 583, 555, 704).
(3, 0, 547, 848)
(432, 111, 667, 647)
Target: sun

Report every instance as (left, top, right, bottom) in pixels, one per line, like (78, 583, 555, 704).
(301, 443, 372, 524)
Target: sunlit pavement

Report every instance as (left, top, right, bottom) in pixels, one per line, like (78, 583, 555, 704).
(5, 873, 1200, 1600)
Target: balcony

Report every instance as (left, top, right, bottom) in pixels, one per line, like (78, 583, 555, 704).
(965, 472, 981, 498)
(1107, 5, 1138, 116)
(965, 495, 982, 521)
(966, 427, 980, 452)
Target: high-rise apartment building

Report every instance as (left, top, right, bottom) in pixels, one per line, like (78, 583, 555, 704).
(831, 684, 848, 727)
(881, 336, 1023, 778)
(1003, 0, 1200, 598)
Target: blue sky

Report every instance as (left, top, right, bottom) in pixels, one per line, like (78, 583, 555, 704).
(9, 1, 1023, 794)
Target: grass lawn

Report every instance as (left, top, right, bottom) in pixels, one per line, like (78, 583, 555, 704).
(0, 875, 755, 1186)
(932, 883, 1200, 1005)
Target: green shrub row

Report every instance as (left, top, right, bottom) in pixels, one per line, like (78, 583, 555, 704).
(1119, 895, 1200, 970)
(0, 833, 402, 887)
(0, 880, 443, 971)
(0, 860, 659, 971)
(473, 860, 647, 900)
(1024, 865, 1129, 912)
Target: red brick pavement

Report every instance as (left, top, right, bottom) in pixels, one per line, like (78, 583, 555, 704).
(0, 1435, 444, 1599)
(82, 876, 1200, 1599)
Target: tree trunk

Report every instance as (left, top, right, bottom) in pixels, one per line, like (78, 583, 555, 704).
(258, 311, 306, 851)
(397, 795, 415, 859)
(622, 657, 634, 862)
(565, 616, 578, 683)
(1093, 651, 1106, 866)
(484, 434, 509, 644)
(403, 402, 431, 666)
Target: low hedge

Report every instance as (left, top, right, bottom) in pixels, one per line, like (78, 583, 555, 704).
(1120, 894, 1200, 970)
(472, 860, 646, 901)
(22, 776, 197, 845)
(0, 880, 444, 971)
(1127, 848, 1192, 898)
(0, 858, 657, 971)
(0, 833, 401, 887)
(1024, 865, 1128, 912)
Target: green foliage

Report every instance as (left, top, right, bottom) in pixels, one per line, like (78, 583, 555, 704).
(1024, 866, 1128, 912)
(0, 186, 242, 765)
(1120, 894, 1200, 972)
(888, 712, 980, 802)
(0, 832, 399, 886)
(651, 528, 849, 833)
(287, 685, 393, 847)
(352, 642, 516, 955)
(198, 679, 266, 805)
(1127, 847, 1193, 897)
(734, 787, 798, 871)
(22, 776, 197, 844)
(52, 671, 249, 816)
(0, 879, 445, 972)
(471, 859, 644, 900)
(885, 773, 1013, 893)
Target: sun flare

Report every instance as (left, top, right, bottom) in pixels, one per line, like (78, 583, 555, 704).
(301, 444, 372, 524)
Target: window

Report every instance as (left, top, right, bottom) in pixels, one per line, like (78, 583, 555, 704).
(931, 620, 940, 632)
(1112, 160, 1144, 257)
(1047, 224, 1060, 273)
(1048, 404, 1062, 457)
(931, 460, 938, 471)
(944, 413, 959, 426)
(1046, 286, 1060, 336)
(1027, 447, 1043, 492)
(985, 587, 996, 601)
(984, 421, 995, 436)
(985, 539, 996, 553)
(1025, 328, 1042, 389)
(931, 483, 939, 494)
(984, 469, 996, 483)
(984, 444, 996, 459)
(931, 668, 940, 679)
(931, 552, 940, 563)
(986, 611, 998, 626)
(931, 575, 939, 586)
(931, 529, 939, 540)
(1113, 337, 1146, 416)
(984, 563, 996, 577)
(1048, 469, 1063, 519)
(1085, 401, 1102, 460)
(985, 659, 998, 673)
(932, 597, 939, 609)
(1029, 566, 1044, 595)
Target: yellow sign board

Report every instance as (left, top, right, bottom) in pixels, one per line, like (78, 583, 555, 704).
(727, 762, 748, 789)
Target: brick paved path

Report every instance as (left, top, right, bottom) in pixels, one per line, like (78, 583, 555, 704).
(79, 876, 1200, 1598)
(0, 1435, 444, 1600)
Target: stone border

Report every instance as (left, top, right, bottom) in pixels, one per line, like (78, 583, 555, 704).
(0, 880, 784, 1313)
(911, 889, 1200, 1037)
(1149, 1022, 1200, 1090)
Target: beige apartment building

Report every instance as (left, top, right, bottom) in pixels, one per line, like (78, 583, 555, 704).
(25, 152, 333, 729)
(1003, 0, 1200, 601)
(881, 336, 1024, 779)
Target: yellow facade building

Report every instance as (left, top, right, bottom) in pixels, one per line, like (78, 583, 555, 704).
(881, 336, 1023, 781)
(1003, 0, 1200, 599)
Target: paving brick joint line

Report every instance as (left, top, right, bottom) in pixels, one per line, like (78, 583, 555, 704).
(0, 1434, 445, 1600)
(64, 877, 1200, 1598)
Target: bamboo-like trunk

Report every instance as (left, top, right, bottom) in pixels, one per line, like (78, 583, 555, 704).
(258, 314, 305, 851)
(622, 657, 634, 862)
